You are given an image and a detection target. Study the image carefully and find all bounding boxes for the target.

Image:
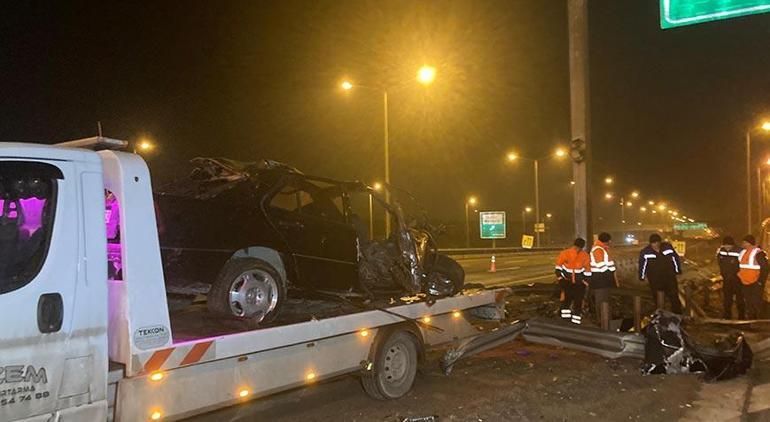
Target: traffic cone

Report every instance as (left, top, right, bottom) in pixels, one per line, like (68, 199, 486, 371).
(489, 255, 497, 273)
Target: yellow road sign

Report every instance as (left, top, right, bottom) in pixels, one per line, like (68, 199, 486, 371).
(522, 235, 534, 249)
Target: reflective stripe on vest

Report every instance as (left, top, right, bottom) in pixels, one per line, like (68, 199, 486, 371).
(738, 247, 761, 285)
(590, 246, 615, 273)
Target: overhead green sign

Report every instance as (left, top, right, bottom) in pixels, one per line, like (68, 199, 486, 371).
(661, 0, 770, 29)
(479, 211, 506, 239)
(674, 222, 708, 230)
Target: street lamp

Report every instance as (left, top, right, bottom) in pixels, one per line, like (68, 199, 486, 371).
(368, 182, 382, 239)
(604, 176, 613, 185)
(133, 138, 155, 154)
(417, 65, 436, 85)
(745, 119, 770, 233)
(505, 147, 566, 247)
(522, 206, 532, 235)
(339, 67, 437, 237)
(604, 192, 614, 200)
(631, 191, 639, 199)
(465, 196, 478, 248)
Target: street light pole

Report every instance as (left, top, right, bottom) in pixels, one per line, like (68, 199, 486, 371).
(465, 201, 471, 248)
(534, 159, 540, 247)
(383, 91, 391, 238)
(620, 196, 625, 224)
(368, 193, 374, 240)
(747, 129, 752, 234)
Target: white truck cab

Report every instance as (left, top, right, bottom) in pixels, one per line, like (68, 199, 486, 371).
(0, 139, 502, 422)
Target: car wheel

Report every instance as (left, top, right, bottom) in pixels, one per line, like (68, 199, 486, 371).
(425, 254, 465, 296)
(207, 258, 285, 326)
(361, 331, 420, 400)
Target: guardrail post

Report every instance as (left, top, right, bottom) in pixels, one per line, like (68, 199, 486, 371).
(600, 301, 610, 331)
(633, 296, 642, 332)
(656, 290, 665, 311)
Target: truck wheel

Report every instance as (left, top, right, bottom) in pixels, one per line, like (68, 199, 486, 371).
(208, 258, 285, 326)
(362, 331, 419, 400)
(425, 254, 465, 296)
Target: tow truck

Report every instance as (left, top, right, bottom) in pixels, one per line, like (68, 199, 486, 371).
(0, 138, 502, 421)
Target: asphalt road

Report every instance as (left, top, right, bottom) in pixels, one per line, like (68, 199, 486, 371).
(454, 250, 558, 288)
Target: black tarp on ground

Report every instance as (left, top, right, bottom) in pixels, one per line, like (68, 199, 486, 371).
(641, 310, 752, 381)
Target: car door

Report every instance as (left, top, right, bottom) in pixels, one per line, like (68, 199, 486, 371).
(266, 175, 358, 290)
(0, 158, 95, 421)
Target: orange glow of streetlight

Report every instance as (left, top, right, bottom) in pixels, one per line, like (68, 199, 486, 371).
(631, 191, 639, 198)
(640, 206, 647, 212)
(467, 196, 478, 206)
(546, 213, 553, 219)
(762, 121, 770, 131)
(524, 206, 532, 213)
(570, 180, 576, 186)
(506, 152, 518, 162)
(765, 157, 770, 166)
(372, 182, 382, 191)
(554, 147, 567, 158)
(340, 80, 353, 90)
(658, 204, 666, 211)
(626, 201, 633, 207)
(604, 176, 613, 185)
(417, 65, 436, 85)
(604, 192, 614, 200)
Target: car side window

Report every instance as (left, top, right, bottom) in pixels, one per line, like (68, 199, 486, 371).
(270, 184, 308, 212)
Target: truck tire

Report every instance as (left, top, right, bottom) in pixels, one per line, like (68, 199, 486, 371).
(425, 254, 465, 296)
(362, 330, 420, 400)
(207, 258, 285, 326)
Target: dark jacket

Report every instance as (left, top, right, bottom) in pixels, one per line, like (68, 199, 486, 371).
(716, 245, 741, 280)
(638, 242, 682, 281)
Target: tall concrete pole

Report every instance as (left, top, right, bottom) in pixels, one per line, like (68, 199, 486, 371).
(747, 130, 752, 235)
(384, 91, 391, 237)
(534, 159, 540, 247)
(568, 0, 593, 243)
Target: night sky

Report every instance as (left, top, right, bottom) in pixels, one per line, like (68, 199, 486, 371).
(2, 1, 769, 237)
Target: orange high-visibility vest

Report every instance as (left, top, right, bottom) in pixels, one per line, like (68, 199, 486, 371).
(738, 247, 761, 285)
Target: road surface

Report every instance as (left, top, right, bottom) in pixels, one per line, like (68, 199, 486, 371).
(454, 250, 558, 287)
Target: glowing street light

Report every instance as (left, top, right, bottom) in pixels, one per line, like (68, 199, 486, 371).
(604, 192, 614, 200)
(522, 206, 532, 234)
(133, 138, 155, 154)
(631, 191, 640, 198)
(648, 200, 655, 206)
(604, 176, 613, 185)
(417, 65, 436, 85)
(368, 182, 383, 240)
(626, 201, 633, 207)
(640, 206, 647, 212)
(505, 148, 567, 247)
(545, 212, 553, 219)
(338, 66, 436, 237)
(763, 121, 770, 131)
(464, 196, 478, 248)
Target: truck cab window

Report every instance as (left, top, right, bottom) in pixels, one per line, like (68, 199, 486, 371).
(0, 161, 61, 294)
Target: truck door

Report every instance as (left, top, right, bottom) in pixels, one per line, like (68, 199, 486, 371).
(0, 159, 91, 421)
(267, 175, 359, 290)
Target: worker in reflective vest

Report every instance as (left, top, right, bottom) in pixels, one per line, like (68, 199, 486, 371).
(716, 236, 745, 319)
(589, 232, 618, 317)
(737, 235, 768, 319)
(638, 233, 683, 314)
(555, 237, 591, 324)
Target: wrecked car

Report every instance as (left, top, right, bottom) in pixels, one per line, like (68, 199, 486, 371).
(150, 157, 464, 324)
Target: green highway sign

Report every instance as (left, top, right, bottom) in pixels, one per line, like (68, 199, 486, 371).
(661, 0, 770, 29)
(479, 211, 506, 239)
(673, 222, 708, 230)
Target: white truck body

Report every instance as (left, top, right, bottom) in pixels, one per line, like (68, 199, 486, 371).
(0, 140, 500, 421)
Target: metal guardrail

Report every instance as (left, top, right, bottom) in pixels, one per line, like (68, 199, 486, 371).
(439, 246, 561, 255)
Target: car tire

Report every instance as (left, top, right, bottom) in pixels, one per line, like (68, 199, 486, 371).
(426, 254, 465, 296)
(207, 258, 285, 326)
(362, 330, 420, 400)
